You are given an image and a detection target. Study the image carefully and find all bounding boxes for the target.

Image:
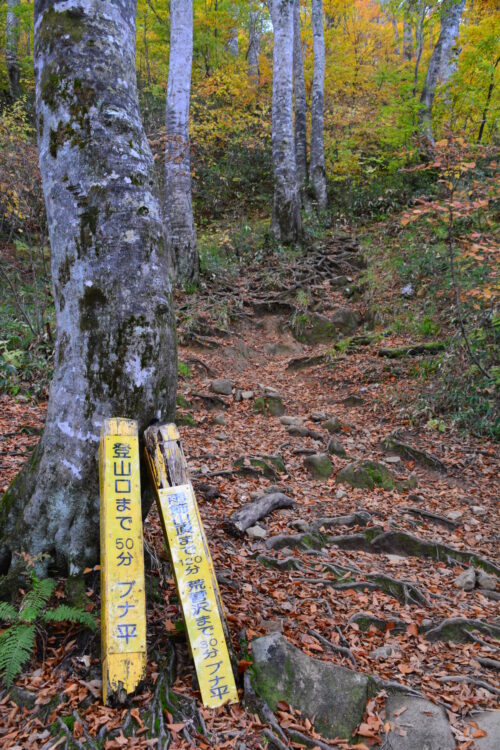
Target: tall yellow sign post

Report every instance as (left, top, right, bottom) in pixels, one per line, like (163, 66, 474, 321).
(145, 423, 238, 708)
(99, 418, 146, 703)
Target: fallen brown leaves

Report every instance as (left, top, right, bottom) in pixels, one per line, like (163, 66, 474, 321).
(0, 244, 498, 749)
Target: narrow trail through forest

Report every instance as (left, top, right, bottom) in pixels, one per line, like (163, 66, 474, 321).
(0, 232, 498, 748)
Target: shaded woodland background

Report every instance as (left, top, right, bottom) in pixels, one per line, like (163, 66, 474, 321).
(0, 0, 498, 436)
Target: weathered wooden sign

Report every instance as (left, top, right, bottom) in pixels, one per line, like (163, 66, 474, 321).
(144, 423, 238, 708)
(99, 418, 146, 703)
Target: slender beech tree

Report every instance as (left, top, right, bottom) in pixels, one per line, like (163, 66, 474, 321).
(310, 0, 327, 209)
(270, 0, 302, 242)
(477, 55, 500, 144)
(6, 0, 21, 99)
(293, 0, 307, 199)
(419, 0, 466, 142)
(165, 0, 198, 283)
(0, 0, 177, 577)
(247, 8, 261, 83)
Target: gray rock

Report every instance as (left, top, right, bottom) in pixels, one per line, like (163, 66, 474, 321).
(470, 710, 500, 750)
(241, 390, 254, 400)
(254, 394, 285, 417)
(246, 525, 268, 540)
(280, 415, 303, 426)
(382, 694, 455, 750)
(288, 425, 323, 440)
(476, 569, 497, 591)
(447, 510, 463, 522)
(371, 644, 401, 660)
(289, 519, 309, 533)
(330, 307, 360, 335)
(342, 394, 364, 407)
(213, 414, 226, 425)
(292, 313, 340, 344)
(304, 453, 333, 479)
(311, 411, 328, 422)
(453, 567, 476, 591)
(337, 460, 395, 490)
(327, 438, 347, 457)
(471, 505, 486, 516)
(249, 633, 369, 740)
(211, 378, 233, 395)
(323, 417, 342, 434)
(214, 432, 229, 441)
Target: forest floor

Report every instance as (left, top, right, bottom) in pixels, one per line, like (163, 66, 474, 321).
(0, 228, 499, 749)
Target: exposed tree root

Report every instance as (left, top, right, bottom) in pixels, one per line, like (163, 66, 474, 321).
(349, 612, 408, 635)
(378, 342, 445, 358)
(226, 492, 296, 535)
(401, 506, 459, 529)
(437, 675, 500, 696)
(477, 657, 500, 671)
(257, 553, 430, 606)
(308, 628, 357, 666)
(308, 574, 430, 607)
(383, 429, 447, 472)
(328, 529, 500, 576)
(350, 613, 500, 644)
(424, 617, 500, 643)
(311, 510, 372, 532)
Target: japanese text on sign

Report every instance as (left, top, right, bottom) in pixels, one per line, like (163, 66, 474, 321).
(100, 420, 146, 702)
(158, 484, 238, 707)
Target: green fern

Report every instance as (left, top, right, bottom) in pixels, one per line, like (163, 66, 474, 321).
(19, 577, 56, 623)
(43, 605, 97, 632)
(0, 575, 96, 687)
(0, 624, 35, 686)
(0, 601, 18, 623)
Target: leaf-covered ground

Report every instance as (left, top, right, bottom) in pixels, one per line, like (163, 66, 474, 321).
(0, 232, 498, 749)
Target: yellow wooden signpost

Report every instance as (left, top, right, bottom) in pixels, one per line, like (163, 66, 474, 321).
(99, 418, 146, 703)
(144, 422, 238, 708)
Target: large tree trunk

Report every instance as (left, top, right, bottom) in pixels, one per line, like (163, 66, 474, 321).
(310, 0, 327, 210)
(419, 0, 466, 142)
(6, 0, 21, 100)
(165, 0, 198, 284)
(293, 0, 307, 200)
(270, 0, 302, 242)
(0, 0, 177, 577)
(227, 5, 239, 56)
(247, 9, 261, 83)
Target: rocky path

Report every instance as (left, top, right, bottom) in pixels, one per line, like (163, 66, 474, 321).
(169, 236, 499, 748)
(0, 236, 498, 749)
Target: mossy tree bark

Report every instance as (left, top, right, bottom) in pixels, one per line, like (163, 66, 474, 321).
(165, 0, 198, 284)
(6, 0, 21, 100)
(270, 0, 302, 243)
(419, 0, 466, 143)
(0, 0, 177, 577)
(292, 0, 307, 200)
(310, 0, 327, 209)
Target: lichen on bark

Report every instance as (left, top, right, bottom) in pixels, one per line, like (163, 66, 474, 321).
(0, 0, 177, 578)
(270, 0, 302, 243)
